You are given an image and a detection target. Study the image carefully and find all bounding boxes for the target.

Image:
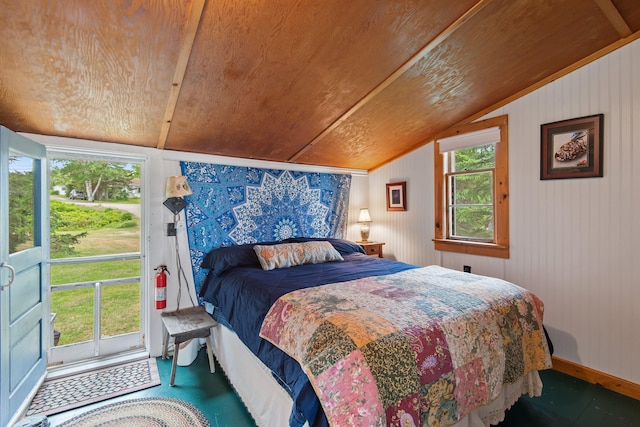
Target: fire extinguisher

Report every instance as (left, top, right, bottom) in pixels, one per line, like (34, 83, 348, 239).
(154, 265, 169, 310)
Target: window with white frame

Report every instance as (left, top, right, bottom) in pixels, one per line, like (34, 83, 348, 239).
(433, 115, 509, 258)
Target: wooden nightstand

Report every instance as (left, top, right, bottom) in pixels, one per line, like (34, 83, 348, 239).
(358, 242, 385, 258)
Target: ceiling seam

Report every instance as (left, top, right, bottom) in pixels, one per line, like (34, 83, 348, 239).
(591, 0, 632, 37)
(157, 0, 206, 150)
(287, 0, 493, 163)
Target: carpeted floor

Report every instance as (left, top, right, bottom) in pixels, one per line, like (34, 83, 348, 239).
(57, 397, 210, 427)
(26, 358, 161, 417)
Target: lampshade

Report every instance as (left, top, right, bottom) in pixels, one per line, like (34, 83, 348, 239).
(165, 176, 192, 198)
(358, 208, 372, 223)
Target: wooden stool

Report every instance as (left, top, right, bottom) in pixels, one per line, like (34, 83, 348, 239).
(161, 305, 217, 386)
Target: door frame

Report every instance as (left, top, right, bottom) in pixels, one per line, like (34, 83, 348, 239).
(46, 147, 150, 366)
(0, 127, 49, 427)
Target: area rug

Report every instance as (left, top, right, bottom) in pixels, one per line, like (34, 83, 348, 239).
(26, 358, 160, 417)
(57, 397, 210, 427)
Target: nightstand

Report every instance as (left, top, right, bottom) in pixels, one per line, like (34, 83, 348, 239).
(358, 242, 385, 258)
(161, 305, 217, 386)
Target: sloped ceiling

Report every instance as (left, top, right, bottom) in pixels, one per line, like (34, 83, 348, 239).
(1, 0, 639, 171)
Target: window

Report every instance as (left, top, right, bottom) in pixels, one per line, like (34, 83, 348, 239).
(433, 115, 509, 258)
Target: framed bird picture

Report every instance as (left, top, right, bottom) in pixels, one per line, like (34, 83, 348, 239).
(540, 114, 604, 180)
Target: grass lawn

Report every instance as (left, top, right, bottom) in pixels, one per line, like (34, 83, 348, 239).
(51, 219, 141, 346)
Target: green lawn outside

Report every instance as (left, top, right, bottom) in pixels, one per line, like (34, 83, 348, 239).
(51, 212, 141, 346)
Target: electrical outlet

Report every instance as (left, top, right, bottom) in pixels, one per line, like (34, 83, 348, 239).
(463, 265, 471, 273)
(166, 223, 177, 236)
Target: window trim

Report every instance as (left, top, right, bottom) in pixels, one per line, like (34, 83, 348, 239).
(433, 115, 509, 258)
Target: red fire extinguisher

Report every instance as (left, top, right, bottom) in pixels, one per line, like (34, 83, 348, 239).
(154, 265, 169, 310)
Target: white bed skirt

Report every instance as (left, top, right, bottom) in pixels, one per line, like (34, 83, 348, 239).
(209, 322, 543, 427)
(211, 322, 295, 427)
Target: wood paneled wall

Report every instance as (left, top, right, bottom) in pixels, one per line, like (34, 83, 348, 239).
(369, 38, 640, 385)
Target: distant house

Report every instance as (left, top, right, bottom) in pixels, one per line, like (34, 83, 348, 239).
(127, 178, 140, 198)
(52, 185, 66, 196)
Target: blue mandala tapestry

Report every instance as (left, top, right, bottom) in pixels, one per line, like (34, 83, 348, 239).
(180, 161, 352, 297)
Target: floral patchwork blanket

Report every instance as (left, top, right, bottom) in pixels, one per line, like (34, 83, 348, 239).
(260, 265, 552, 427)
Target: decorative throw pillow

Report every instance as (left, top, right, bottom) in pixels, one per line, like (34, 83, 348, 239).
(253, 241, 344, 270)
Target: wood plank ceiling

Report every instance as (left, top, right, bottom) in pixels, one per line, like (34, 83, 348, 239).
(1, 0, 639, 171)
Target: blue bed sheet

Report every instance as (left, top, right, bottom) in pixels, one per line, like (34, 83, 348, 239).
(200, 252, 418, 427)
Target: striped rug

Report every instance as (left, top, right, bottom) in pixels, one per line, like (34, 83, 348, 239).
(57, 397, 210, 427)
(26, 358, 160, 417)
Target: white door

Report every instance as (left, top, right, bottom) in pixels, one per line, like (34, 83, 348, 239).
(0, 127, 48, 426)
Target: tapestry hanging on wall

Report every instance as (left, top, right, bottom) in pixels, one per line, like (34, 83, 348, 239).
(180, 161, 352, 296)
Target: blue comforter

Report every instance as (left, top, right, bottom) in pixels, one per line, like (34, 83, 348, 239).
(199, 245, 417, 427)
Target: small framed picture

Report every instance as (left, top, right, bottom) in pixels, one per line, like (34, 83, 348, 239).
(386, 182, 406, 211)
(540, 114, 604, 180)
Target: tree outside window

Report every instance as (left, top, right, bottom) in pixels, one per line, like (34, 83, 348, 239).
(448, 144, 495, 241)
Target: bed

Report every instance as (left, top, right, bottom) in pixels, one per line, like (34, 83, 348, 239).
(199, 238, 552, 427)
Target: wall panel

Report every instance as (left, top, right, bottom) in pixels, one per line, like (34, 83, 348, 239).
(369, 38, 640, 384)
(367, 144, 435, 266)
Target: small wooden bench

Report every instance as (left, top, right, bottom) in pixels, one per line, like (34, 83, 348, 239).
(161, 305, 217, 386)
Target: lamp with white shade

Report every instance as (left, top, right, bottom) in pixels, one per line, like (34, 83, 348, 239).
(163, 176, 192, 236)
(163, 176, 192, 214)
(358, 208, 372, 242)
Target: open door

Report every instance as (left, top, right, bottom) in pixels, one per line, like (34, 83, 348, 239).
(0, 127, 49, 426)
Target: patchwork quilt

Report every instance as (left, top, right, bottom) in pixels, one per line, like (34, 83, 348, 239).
(260, 265, 552, 427)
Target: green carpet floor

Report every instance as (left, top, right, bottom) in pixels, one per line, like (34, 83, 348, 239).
(46, 348, 640, 426)
(501, 369, 640, 426)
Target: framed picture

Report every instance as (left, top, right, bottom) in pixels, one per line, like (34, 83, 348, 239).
(540, 114, 604, 180)
(386, 181, 406, 211)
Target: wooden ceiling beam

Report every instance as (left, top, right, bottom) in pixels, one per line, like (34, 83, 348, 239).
(592, 0, 632, 37)
(157, 0, 206, 150)
(287, 0, 493, 163)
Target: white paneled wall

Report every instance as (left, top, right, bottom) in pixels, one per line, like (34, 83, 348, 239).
(369, 38, 640, 384)
(347, 174, 370, 242)
(368, 144, 437, 266)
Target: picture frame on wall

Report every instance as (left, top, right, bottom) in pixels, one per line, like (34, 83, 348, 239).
(540, 114, 604, 180)
(386, 181, 406, 211)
